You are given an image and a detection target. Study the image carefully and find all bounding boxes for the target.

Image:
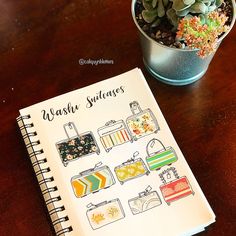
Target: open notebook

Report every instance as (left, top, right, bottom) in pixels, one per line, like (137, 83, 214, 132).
(17, 68, 215, 236)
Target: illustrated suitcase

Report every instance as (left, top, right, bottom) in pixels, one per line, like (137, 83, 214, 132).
(114, 151, 150, 184)
(146, 138, 178, 171)
(86, 198, 125, 230)
(98, 120, 132, 152)
(126, 101, 160, 141)
(159, 167, 194, 205)
(71, 162, 115, 198)
(56, 122, 100, 167)
(128, 186, 162, 215)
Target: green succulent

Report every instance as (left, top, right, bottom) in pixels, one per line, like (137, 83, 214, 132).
(141, 0, 224, 29)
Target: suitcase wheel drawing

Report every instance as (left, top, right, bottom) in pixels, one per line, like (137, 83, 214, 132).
(71, 162, 115, 198)
(56, 122, 100, 167)
(86, 198, 125, 230)
(114, 151, 150, 185)
(146, 138, 178, 171)
(159, 167, 194, 205)
(128, 186, 162, 215)
(126, 101, 160, 141)
(97, 120, 132, 152)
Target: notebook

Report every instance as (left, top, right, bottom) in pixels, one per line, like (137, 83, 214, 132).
(17, 68, 215, 236)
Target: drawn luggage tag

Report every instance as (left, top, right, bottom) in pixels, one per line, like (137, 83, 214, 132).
(146, 138, 178, 171)
(86, 198, 125, 230)
(114, 151, 150, 185)
(71, 162, 115, 198)
(128, 185, 162, 215)
(126, 101, 160, 141)
(56, 122, 100, 167)
(159, 167, 194, 205)
(98, 120, 132, 152)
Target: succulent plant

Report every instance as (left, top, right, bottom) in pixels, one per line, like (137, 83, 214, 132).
(141, 0, 224, 29)
(139, 0, 230, 57)
(176, 11, 229, 57)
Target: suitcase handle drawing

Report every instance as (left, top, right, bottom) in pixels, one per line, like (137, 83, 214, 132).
(63, 122, 81, 139)
(105, 120, 116, 126)
(146, 138, 166, 157)
(129, 101, 142, 115)
(121, 151, 139, 165)
(138, 185, 152, 197)
(87, 201, 108, 209)
(79, 162, 103, 176)
(159, 167, 179, 184)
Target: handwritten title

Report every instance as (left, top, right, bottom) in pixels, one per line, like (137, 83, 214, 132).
(41, 86, 125, 121)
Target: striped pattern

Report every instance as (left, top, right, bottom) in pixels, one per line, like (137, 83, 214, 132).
(100, 129, 130, 149)
(160, 177, 193, 204)
(71, 169, 114, 198)
(146, 148, 177, 170)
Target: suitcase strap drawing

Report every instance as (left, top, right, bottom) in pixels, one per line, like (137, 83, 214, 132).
(128, 186, 162, 215)
(56, 122, 99, 166)
(114, 151, 150, 184)
(146, 138, 177, 171)
(99, 120, 131, 151)
(159, 167, 194, 205)
(71, 162, 115, 198)
(86, 199, 125, 230)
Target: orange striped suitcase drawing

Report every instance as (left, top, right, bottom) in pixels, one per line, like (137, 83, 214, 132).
(98, 120, 132, 152)
(159, 167, 194, 205)
(71, 162, 115, 198)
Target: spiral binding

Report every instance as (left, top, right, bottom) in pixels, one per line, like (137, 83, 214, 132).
(17, 115, 73, 236)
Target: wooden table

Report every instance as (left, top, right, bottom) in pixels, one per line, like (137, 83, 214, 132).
(0, 1, 235, 235)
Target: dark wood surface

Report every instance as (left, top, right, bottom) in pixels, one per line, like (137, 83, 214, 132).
(0, 1, 235, 235)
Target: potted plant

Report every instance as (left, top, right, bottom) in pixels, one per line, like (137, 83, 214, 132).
(131, 0, 236, 85)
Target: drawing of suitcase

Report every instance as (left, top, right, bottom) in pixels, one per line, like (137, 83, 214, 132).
(126, 101, 160, 141)
(146, 138, 178, 171)
(159, 167, 194, 205)
(56, 122, 100, 167)
(114, 151, 150, 184)
(128, 186, 162, 215)
(71, 162, 115, 198)
(98, 120, 132, 152)
(86, 198, 125, 230)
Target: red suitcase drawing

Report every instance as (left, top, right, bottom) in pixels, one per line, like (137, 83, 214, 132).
(159, 167, 194, 205)
(56, 122, 100, 167)
(98, 120, 132, 152)
(126, 101, 160, 141)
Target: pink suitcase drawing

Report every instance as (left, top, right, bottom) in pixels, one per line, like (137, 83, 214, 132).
(159, 167, 194, 205)
(126, 101, 160, 141)
(98, 120, 132, 152)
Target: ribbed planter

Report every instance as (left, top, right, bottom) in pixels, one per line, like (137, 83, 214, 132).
(132, 0, 236, 86)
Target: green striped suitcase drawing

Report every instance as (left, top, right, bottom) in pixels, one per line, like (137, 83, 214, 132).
(146, 138, 178, 171)
(71, 162, 115, 198)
